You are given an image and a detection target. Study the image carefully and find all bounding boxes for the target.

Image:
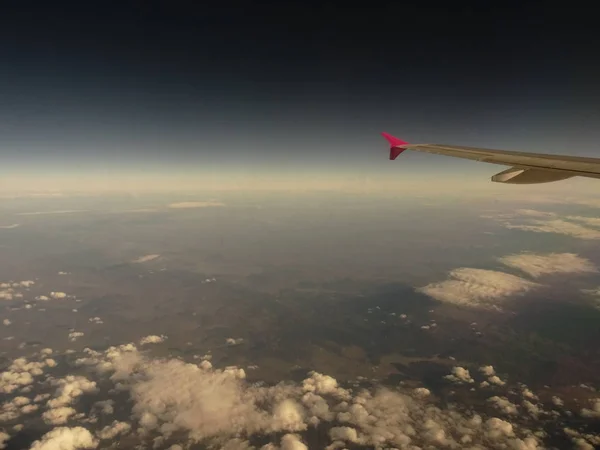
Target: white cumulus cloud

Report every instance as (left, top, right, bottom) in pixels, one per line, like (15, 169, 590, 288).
(42, 406, 77, 425)
(139, 335, 167, 345)
(480, 365, 496, 376)
(444, 366, 474, 384)
(69, 331, 84, 342)
(30, 426, 98, 449)
(417, 268, 538, 308)
(96, 421, 131, 440)
(0, 432, 9, 449)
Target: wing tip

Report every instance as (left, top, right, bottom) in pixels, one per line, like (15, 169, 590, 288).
(382, 132, 409, 160)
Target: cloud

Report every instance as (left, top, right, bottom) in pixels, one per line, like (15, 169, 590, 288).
(69, 331, 84, 342)
(444, 366, 474, 384)
(139, 335, 167, 345)
(413, 387, 431, 397)
(0, 224, 20, 229)
(488, 375, 506, 386)
(521, 387, 538, 400)
(0, 280, 34, 301)
(42, 406, 77, 425)
(477, 366, 506, 386)
(226, 337, 244, 346)
(581, 399, 600, 419)
(0, 290, 16, 300)
(488, 396, 519, 415)
(111, 208, 159, 213)
(92, 400, 114, 416)
(131, 254, 160, 263)
(514, 209, 557, 218)
(30, 427, 98, 449)
(0, 432, 9, 449)
(581, 288, 600, 309)
(167, 201, 225, 209)
(419, 253, 597, 309)
(0, 357, 49, 393)
(280, 434, 308, 450)
(505, 219, 600, 240)
(96, 421, 131, 440)
(499, 253, 597, 278)
(567, 216, 600, 227)
(479, 365, 495, 376)
(121, 355, 296, 440)
(522, 400, 543, 417)
(417, 268, 538, 308)
(485, 208, 600, 240)
(481, 209, 557, 222)
(16, 210, 89, 216)
(3, 341, 597, 449)
(47, 376, 98, 408)
(329, 426, 360, 443)
(0, 396, 38, 422)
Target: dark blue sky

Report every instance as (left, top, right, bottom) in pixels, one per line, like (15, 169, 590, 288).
(0, 1, 599, 179)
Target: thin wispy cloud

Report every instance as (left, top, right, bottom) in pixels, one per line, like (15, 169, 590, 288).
(580, 287, 600, 310)
(131, 254, 160, 264)
(504, 219, 600, 240)
(513, 209, 557, 218)
(16, 210, 89, 216)
(483, 209, 600, 240)
(167, 201, 225, 209)
(499, 253, 597, 278)
(566, 216, 600, 227)
(110, 208, 159, 214)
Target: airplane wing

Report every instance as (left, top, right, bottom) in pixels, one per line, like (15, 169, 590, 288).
(382, 132, 600, 184)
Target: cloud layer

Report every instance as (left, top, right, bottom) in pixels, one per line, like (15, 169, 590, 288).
(0, 339, 597, 449)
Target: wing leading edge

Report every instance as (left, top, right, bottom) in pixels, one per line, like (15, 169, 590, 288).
(382, 132, 600, 184)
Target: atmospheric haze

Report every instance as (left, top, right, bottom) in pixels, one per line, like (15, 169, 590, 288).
(2, 189, 600, 449)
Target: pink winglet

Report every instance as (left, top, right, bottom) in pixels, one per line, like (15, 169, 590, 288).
(381, 132, 409, 160)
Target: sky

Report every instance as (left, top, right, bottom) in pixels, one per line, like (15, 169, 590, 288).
(0, 2, 599, 192)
